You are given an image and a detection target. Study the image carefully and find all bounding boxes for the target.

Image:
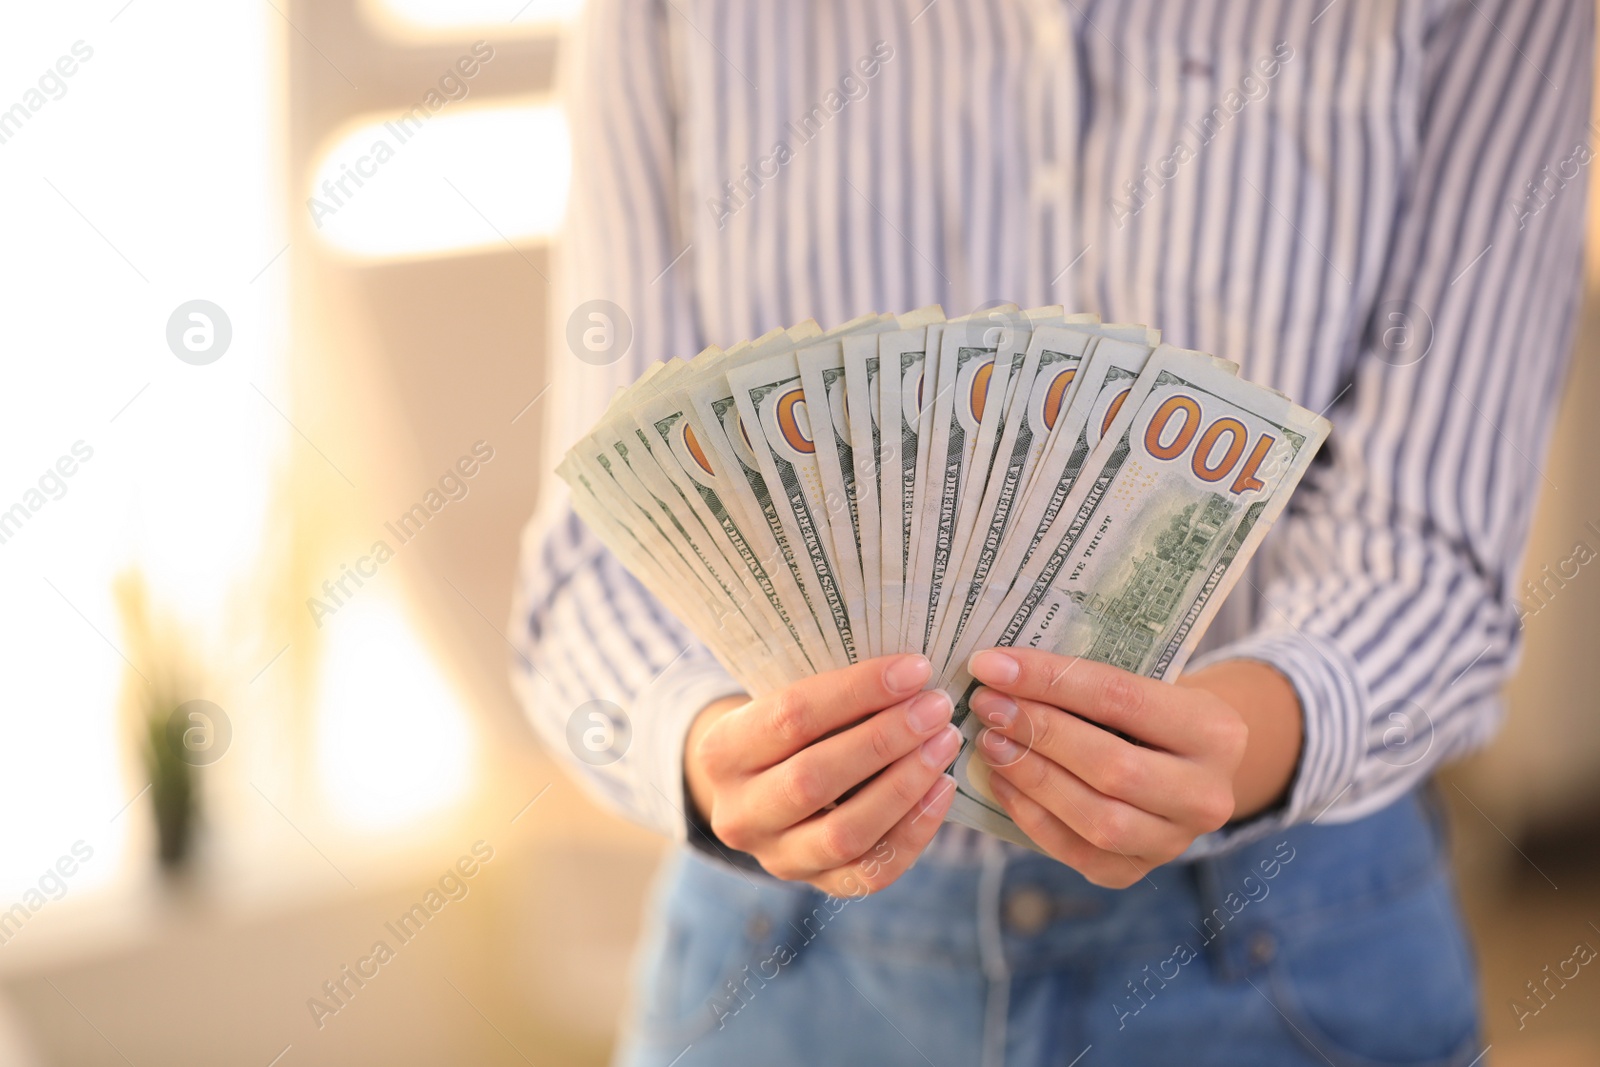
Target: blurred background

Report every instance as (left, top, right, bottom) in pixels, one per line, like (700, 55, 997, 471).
(0, 2, 1595, 1064)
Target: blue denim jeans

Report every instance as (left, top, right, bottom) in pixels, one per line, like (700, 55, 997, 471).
(615, 789, 1484, 1067)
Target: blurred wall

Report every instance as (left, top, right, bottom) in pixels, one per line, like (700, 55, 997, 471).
(282, 0, 558, 733)
(1463, 297, 1600, 833)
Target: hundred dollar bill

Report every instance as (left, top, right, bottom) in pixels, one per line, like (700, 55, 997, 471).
(806, 307, 946, 659)
(840, 332, 888, 657)
(1013, 340, 1186, 565)
(619, 410, 796, 637)
(938, 350, 1331, 848)
(559, 457, 744, 676)
(633, 363, 833, 675)
(607, 326, 834, 680)
(683, 332, 856, 670)
(930, 323, 1162, 664)
(943, 342, 1235, 672)
(883, 303, 1068, 652)
(799, 342, 892, 659)
(581, 421, 802, 672)
(929, 313, 1109, 656)
(727, 351, 866, 663)
(902, 305, 1077, 649)
(903, 306, 1030, 655)
(844, 320, 939, 657)
(877, 324, 944, 651)
(564, 452, 798, 695)
(925, 324, 1100, 667)
(704, 318, 895, 667)
(561, 445, 793, 692)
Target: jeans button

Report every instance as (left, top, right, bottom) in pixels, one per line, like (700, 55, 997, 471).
(1003, 887, 1054, 935)
(1247, 929, 1277, 966)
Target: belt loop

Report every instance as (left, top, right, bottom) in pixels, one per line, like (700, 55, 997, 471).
(976, 836, 1011, 1067)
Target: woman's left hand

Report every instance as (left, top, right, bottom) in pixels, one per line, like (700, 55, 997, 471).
(968, 647, 1251, 888)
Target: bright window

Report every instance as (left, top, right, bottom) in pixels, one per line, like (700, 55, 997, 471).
(362, 0, 583, 37)
(309, 101, 571, 260)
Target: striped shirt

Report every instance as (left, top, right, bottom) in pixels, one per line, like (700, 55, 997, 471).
(511, 0, 1592, 861)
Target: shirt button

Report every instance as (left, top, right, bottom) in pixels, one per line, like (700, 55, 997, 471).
(746, 914, 772, 941)
(1003, 887, 1054, 935)
(1247, 930, 1277, 966)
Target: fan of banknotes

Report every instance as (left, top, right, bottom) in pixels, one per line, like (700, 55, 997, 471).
(559, 305, 1330, 847)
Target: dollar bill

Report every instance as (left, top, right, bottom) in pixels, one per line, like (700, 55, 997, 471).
(805, 307, 947, 659)
(727, 352, 866, 663)
(840, 332, 888, 657)
(940, 342, 1235, 674)
(876, 325, 943, 651)
(930, 323, 1163, 665)
(903, 306, 1030, 655)
(632, 366, 834, 674)
(560, 457, 744, 677)
(617, 316, 891, 678)
(684, 341, 855, 671)
(937, 349, 1330, 847)
(562, 445, 793, 693)
(927, 324, 1100, 666)
(799, 339, 888, 659)
(896, 310, 1004, 652)
(586, 424, 795, 665)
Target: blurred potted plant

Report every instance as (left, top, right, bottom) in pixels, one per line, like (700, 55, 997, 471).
(143, 694, 196, 869)
(115, 571, 217, 875)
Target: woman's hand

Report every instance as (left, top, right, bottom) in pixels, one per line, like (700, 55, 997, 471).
(967, 648, 1293, 888)
(685, 654, 961, 896)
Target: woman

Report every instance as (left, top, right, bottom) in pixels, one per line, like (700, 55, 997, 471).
(513, 2, 1591, 1063)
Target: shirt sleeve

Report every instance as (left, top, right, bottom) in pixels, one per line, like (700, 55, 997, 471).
(1187, 0, 1594, 853)
(509, 0, 745, 841)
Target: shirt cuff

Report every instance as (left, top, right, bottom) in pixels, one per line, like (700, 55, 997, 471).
(1179, 628, 1369, 859)
(634, 654, 762, 869)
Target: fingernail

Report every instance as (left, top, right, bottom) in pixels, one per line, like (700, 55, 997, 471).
(969, 649, 1020, 686)
(885, 654, 932, 694)
(970, 687, 1017, 729)
(919, 724, 962, 769)
(906, 690, 952, 733)
(978, 728, 1022, 764)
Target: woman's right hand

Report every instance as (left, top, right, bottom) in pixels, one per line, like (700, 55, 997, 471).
(683, 654, 960, 896)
